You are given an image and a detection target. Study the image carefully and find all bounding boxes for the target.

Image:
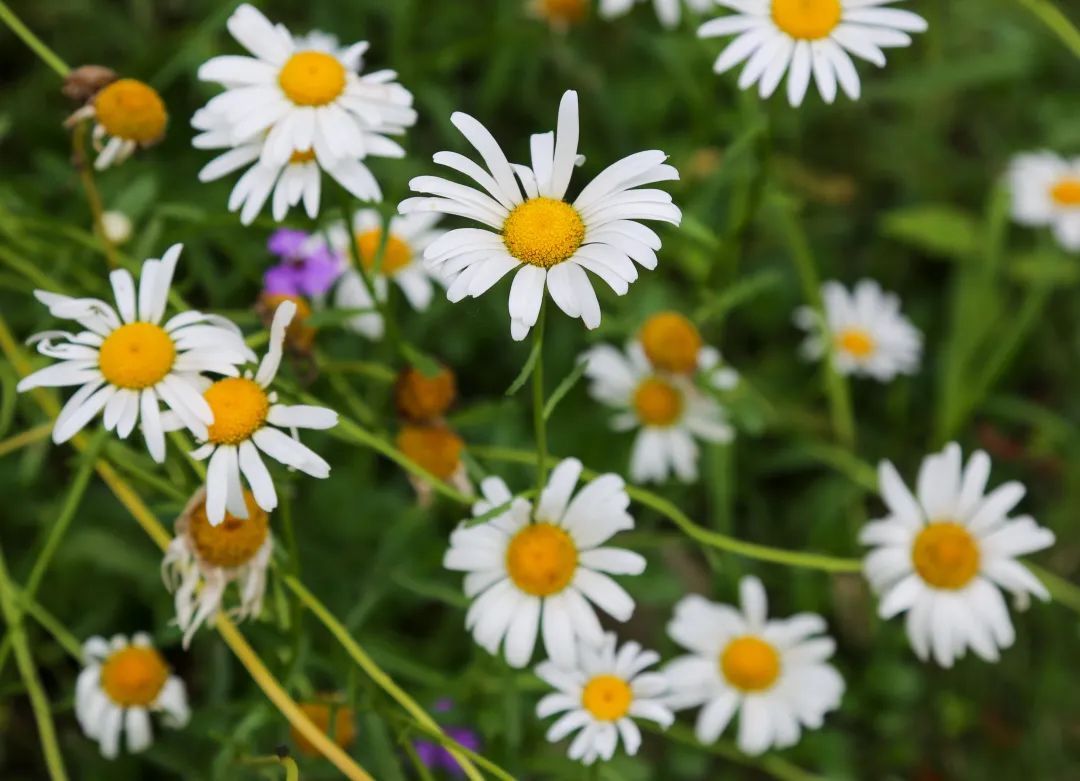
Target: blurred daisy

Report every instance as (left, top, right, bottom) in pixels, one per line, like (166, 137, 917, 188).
(601, 0, 713, 28)
(665, 576, 844, 755)
(444, 458, 645, 668)
(162, 488, 273, 647)
(330, 209, 446, 339)
(400, 90, 681, 340)
(1007, 151, 1080, 251)
(16, 245, 252, 462)
(861, 443, 1056, 667)
(67, 77, 168, 169)
(536, 632, 673, 765)
(794, 279, 921, 381)
(698, 0, 927, 106)
(169, 300, 338, 525)
(76, 633, 189, 758)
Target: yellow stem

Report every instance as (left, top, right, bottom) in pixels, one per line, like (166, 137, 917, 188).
(71, 121, 120, 270)
(0, 421, 51, 457)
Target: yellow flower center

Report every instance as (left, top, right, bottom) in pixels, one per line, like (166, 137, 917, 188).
(633, 377, 683, 427)
(289, 148, 317, 164)
(771, 0, 842, 40)
(505, 523, 578, 597)
(581, 674, 633, 721)
(100, 645, 169, 707)
(395, 424, 464, 481)
(502, 198, 585, 268)
(98, 322, 176, 389)
(291, 701, 357, 757)
(537, 0, 588, 26)
(1050, 177, 1080, 207)
(188, 490, 269, 568)
(92, 79, 168, 143)
(355, 229, 413, 275)
(912, 522, 980, 590)
(835, 327, 876, 359)
(639, 312, 702, 374)
(278, 51, 347, 106)
(720, 636, 781, 692)
(394, 365, 456, 422)
(204, 378, 270, 445)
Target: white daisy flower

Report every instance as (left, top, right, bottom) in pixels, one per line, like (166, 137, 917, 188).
(67, 78, 168, 170)
(665, 576, 845, 756)
(16, 245, 253, 463)
(444, 458, 646, 669)
(698, 0, 927, 106)
(536, 632, 673, 765)
(330, 209, 446, 340)
(75, 632, 189, 759)
(168, 300, 338, 525)
(601, 0, 713, 28)
(861, 443, 1056, 668)
(1006, 151, 1080, 252)
(162, 487, 273, 647)
(400, 89, 681, 341)
(794, 279, 921, 381)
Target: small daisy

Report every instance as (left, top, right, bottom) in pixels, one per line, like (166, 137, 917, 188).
(665, 576, 844, 756)
(162, 487, 273, 647)
(75, 633, 190, 758)
(536, 632, 673, 765)
(1007, 151, 1080, 251)
(582, 313, 735, 484)
(794, 279, 921, 381)
(861, 443, 1056, 667)
(400, 89, 681, 341)
(169, 300, 338, 525)
(601, 0, 713, 28)
(444, 458, 645, 668)
(698, 0, 927, 106)
(66, 77, 168, 169)
(16, 245, 253, 462)
(330, 209, 446, 339)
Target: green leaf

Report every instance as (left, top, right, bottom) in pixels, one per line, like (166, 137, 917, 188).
(542, 360, 588, 420)
(1008, 250, 1079, 287)
(880, 205, 980, 259)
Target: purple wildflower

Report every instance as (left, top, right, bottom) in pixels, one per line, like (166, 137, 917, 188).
(414, 726, 482, 777)
(264, 228, 343, 297)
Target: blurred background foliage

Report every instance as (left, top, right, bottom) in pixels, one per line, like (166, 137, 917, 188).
(1, 0, 1079, 779)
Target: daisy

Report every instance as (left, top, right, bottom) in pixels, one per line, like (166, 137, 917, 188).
(536, 632, 673, 765)
(400, 90, 681, 341)
(75, 633, 190, 758)
(794, 279, 921, 381)
(665, 576, 844, 756)
(861, 443, 1056, 667)
(698, 0, 928, 106)
(601, 0, 713, 28)
(1007, 151, 1080, 252)
(444, 458, 645, 668)
(66, 77, 168, 170)
(16, 245, 253, 463)
(330, 209, 446, 339)
(162, 487, 273, 647)
(582, 313, 736, 484)
(168, 300, 338, 525)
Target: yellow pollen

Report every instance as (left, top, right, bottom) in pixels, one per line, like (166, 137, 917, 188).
(394, 365, 456, 422)
(290, 148, 317, 164)
(1050, 178, 1080, 207)
(278, 51, 347, 106)
(395, 424, 464, 481)
(505, 523, 578, 597)
(100, 645, 169, 707)
(912, 522, 980, 590)
(721, 636, 781, 692)
(92, 79, 168, 143)
(633, 377, 683, 427)
(98, 322, 176, 389)
(640, 312, 702, 374)
(204, 378, 270, 445)
(355, 229, 413, 275)
(771, 0, 842, 40)
(537, 0, 588, 26)
(291, 702, 357, 757)
(188, 490, 269, 568)
(835, 328, 876, 359)
(581, 674, 633, 721)
(502, 198, 585, 268)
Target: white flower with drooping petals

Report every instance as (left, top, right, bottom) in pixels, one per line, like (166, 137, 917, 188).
(1007, 151, 1080, 252)
(601, 0, 713, 28)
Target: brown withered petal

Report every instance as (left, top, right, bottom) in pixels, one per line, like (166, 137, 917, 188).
(62, 65, 117, 104)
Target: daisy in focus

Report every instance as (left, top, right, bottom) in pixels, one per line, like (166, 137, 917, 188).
(16, 245, 252, 462)
(601, 0, 713, 28)
(794, 279, 921, 381)
(162, 487, 273, 647)
(400, 89, 681, 340)
(861, 443, 1056, 667)
(76, 633, 189, 758)
(66, 75, 168, 170)
(444, 458, 645, 668)
(1007, 151, 1080, 251)
(665, 576, 844, 756)
(536, 632, 673, 765)
(698, 0, 927, 106)
(582, 312, 736, 484)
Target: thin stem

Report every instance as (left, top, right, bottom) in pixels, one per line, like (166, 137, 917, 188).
(0, 421, 51, 457)
(532, 300, 549, 508)
(71, 121, 120, 270)
(1030, 563, 1080, 615)
(10, 584, 84, 661)
(0, 1, 70, 77)
(1018, 0, 1080, 58)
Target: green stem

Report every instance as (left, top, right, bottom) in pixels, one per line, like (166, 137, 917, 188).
(649, 722, 821, 781)
(11, 585, 84, 661)
(532, 300, 549, 510)
(0, 421, 51, 457)
(0, 1, 70, 77)
(1017, 0, 1080, 58)
(388, 713, 516, 781)
(1030, 563, 1080, 615)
